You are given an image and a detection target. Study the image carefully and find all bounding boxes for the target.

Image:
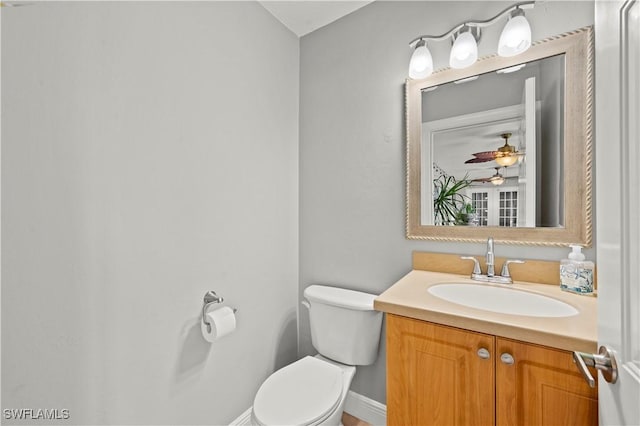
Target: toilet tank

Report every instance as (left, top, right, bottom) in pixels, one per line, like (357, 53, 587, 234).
(303, 285, 383, 366)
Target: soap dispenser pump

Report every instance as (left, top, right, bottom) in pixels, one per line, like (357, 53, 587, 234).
(560, 245, 594, 295)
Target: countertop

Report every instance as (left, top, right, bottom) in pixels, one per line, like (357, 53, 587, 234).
(374, 270, 597, 353)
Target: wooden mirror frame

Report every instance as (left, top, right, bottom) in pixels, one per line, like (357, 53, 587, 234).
(406, 27, 593, 246)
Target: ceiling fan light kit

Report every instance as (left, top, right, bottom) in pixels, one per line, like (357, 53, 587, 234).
(472, 167, 506, 186)
(494, 133, 520, 167)
(491, 174, 506, 186)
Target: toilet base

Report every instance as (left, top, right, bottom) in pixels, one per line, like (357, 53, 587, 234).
(251, 354, 356, 426)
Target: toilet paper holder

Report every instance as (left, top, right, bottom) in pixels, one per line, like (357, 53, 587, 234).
(202, 291, 237, 328)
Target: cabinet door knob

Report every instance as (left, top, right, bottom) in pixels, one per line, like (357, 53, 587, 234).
(477, 348, 491, 359)
(500, 353, 515, 364)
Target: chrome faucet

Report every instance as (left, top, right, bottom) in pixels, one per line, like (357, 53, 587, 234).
(461, 237, 524, 284)
(486, 237, 495, 277)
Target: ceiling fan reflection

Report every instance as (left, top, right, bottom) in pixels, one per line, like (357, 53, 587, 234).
(464, 132, 524, 166)
(472, 167, 506, 186)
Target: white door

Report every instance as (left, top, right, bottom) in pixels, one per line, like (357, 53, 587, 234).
(595, 0, 640, 424)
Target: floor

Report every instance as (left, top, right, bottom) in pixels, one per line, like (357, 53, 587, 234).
(342, 412, 371, 426)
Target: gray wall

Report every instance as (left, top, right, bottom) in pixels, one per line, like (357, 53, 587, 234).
(299, 1, 594, 405)
(2, 2, 298, 424)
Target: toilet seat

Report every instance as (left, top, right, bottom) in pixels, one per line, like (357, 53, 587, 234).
(252, 356, 344, 426)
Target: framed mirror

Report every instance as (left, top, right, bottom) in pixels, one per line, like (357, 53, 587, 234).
(406, 27, 593, 246)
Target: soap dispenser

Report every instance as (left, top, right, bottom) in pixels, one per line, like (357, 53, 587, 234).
(560, 245, 594, 295)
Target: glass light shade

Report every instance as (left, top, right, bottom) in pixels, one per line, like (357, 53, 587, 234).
(498, 14, 532, 57)
(491, 176, 505, 186)
(450, 31, 478, 69)
(409, 42, 434, 79)
(495, 154, 519, 167)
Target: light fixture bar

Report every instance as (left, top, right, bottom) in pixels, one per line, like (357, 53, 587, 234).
(408, 1, 535, 47)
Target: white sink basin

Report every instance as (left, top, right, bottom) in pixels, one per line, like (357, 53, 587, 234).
(428, 283, 579, 318)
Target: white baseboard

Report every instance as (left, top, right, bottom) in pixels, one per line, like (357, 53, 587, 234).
(343, 390, 387, 426)
(229, 391, 387, 426)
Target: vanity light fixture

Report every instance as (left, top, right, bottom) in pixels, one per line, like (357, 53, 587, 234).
(408, 1, 535, 79)
(497, 7, 532, 57)
(449, 26, 479, 69)
(408, 39, 434, 80)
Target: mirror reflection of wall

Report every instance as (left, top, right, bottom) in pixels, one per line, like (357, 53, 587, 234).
(421, 54, 565, 228)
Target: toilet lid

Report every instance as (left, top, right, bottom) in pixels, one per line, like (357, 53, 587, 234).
(253, 356, 344, 426)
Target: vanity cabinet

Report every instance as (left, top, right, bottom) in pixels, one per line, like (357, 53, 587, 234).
(495, 337, 598, 425)
(386, 314, 598, 426)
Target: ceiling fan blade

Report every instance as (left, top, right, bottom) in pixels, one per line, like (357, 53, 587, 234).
(470, 150, 499, 159)
(465, 157, 494, 164)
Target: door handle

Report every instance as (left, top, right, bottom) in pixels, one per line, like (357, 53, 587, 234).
(572, 345, 618, 388)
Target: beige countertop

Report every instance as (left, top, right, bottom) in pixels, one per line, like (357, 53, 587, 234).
(374, 270, 597, 353)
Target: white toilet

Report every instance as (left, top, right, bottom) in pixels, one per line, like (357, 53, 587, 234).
(251, 285, 383, 426)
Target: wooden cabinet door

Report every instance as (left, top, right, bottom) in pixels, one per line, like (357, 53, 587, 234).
(387, 314, 495, 426)
(496, 338, 598, 426)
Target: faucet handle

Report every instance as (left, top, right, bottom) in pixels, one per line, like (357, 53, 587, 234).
(501, 259, 525, 279)
(461, 256, 482, 276)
